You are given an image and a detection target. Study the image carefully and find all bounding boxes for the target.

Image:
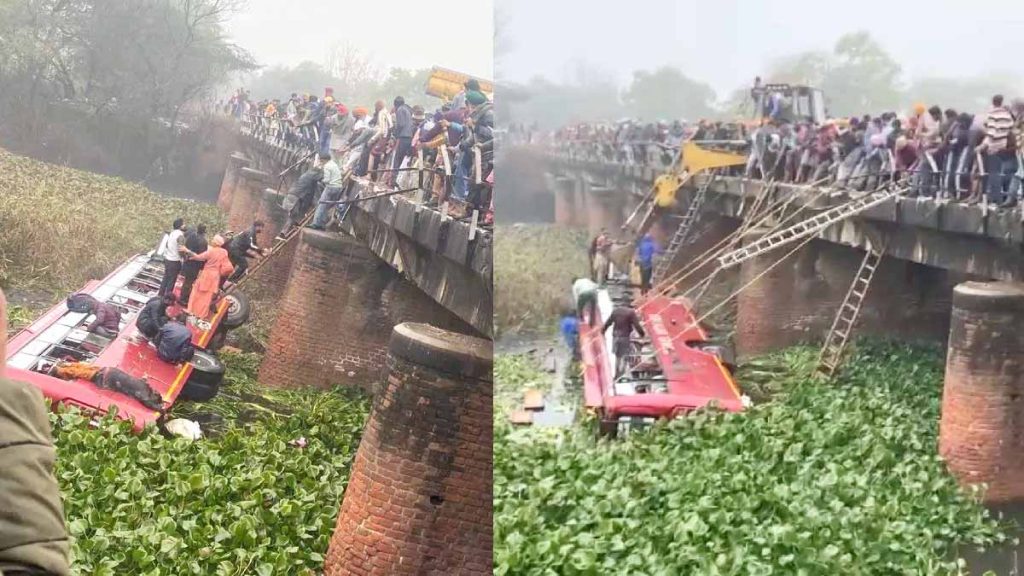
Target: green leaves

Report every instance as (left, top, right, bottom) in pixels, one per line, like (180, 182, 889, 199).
(54, 351, 370, 575)
(494, 341, 1011, 575)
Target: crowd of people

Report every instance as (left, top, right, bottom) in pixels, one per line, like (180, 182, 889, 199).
(553, 94, 1024, 208)
(228, 81, 494, 224)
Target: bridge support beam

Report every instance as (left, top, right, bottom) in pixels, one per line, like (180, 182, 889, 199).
(324, 323, 492, 575)
(585, 186, 623, 235)
(554, 177, 576, 227)
(735, 235, 955, 359)
(940, 281, 1024, 504)
(248, 188, 293, 295)
(227, 168, 273, 232)
(217, 152, 250, 212)
(652, 215, 739, 292)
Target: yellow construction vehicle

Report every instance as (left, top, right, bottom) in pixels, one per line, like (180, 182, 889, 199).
(425, 67, 494, 102)
(624, 141, 747, 235)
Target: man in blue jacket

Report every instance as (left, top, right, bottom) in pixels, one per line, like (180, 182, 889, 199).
(559, 309, 580, 361)
(636, 233, 661, 295)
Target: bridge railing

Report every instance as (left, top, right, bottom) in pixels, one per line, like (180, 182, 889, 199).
(239, 113, 494, 230)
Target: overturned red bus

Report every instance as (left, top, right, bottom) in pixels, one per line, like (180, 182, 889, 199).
(578, 284, 745, 437)
(4, 253, 250, 432)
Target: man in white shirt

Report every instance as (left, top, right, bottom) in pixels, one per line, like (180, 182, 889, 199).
(310, 152, 346, 230)
(158, 218, 195, 297)
(572, 277, 600, 327)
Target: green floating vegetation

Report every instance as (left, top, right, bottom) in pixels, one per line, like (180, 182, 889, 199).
(494, 341, 1012, 575)
(53, 350, 370, 576)
(495, 224, 590, 337)
(495, 353, 555, 415)
(0, 147, 223, 295)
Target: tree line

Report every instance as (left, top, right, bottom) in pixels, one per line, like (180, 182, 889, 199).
(501, 32, 1024, 130)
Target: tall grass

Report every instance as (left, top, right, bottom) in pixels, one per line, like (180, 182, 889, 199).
(0, 148, 223, 296)
(494, 224, 589, 337)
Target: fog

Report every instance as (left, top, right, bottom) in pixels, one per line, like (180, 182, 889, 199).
(497, 0, 1024, 126)
(226, 0, 494, 79)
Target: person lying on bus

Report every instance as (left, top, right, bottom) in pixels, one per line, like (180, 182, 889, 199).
(50, 362, 164, 412)
(153, 320, 196, 365)
(603, 306, 646, 378)
(136, 294, 176, 340)
(83, 295, 121, 338)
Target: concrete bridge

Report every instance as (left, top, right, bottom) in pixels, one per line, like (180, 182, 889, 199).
(527, 145, 1024, 506)
(217, 131, 492, 395)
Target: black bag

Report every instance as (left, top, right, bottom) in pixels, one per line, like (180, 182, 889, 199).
(66, 293, 94, 314)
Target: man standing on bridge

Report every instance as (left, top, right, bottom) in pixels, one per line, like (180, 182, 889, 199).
(310, 152, 345, 230)
(390, 96, 414, 188)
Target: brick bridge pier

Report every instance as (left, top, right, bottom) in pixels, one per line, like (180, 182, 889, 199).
(217, 130, 492, 573)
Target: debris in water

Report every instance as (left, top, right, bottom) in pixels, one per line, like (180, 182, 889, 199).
(165, 418, 203, 440)
(290, 437, 308, 449)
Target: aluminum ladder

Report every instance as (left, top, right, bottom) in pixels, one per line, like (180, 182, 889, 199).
(816, 240, 887, 377)
(717, 187, 904, 270)
(652, 172, 717, 283)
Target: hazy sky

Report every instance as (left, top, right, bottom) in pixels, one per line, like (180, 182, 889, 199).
(497, 0, 1024, 96)
(226, 0, 494, 79)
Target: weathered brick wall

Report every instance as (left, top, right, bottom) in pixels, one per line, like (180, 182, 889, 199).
(650, 214, 740, 292)
(554, 185, 574, 226)
(227, 168, 270, 233)
(940, 281, 1024, 503)
(735, 234, 958, 359)
(259, 229, 477, 391)
(217, 152, 250, 212)
(324, 323, 492, 576)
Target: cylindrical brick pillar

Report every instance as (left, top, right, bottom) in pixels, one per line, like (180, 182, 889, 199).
(940, 281, 1024, 503)
(734, 228, 822, 359)
(571, 179, 588, 228)
(255, 188, 288, 246)
(324, 323, 492, 576)
(650, 214, 739, 292)
(259, 230, 391, 390)
(217, 152, 250, 212)
(227, 167, 272, 233)
(554, 180, 574, 226)
(247, 188, 294, 297)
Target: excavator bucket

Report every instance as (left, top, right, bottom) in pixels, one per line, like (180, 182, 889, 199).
(680, 141, 747, 174)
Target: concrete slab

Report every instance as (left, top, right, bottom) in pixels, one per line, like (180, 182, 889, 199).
(444, 222, 470, 265)
(900, 197, 941, 229)
(414, 209, 442, 251)
(987, 209, 1024, 244)
(944, 202, 987, 236)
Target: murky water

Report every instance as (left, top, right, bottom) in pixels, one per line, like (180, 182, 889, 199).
(496, 332, 578, 427)
(961, 503, 1024, 575)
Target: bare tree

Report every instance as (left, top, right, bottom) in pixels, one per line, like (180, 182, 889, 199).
(324, 41, 383, 102)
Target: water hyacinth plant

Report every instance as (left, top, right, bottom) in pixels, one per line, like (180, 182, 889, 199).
(53, 351, 370, 576)
(494, 341, 1013, 575)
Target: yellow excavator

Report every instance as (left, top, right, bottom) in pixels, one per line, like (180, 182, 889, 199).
(424, 67, 494, 102)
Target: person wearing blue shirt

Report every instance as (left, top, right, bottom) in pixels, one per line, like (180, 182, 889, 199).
(636, 234, 660, 295)
(559, 310, 580, 360)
